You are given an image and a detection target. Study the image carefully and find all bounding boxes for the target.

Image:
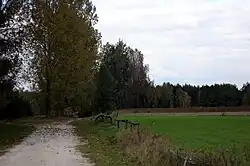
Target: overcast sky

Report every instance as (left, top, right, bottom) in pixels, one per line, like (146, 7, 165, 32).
(92, 0, 250, 87)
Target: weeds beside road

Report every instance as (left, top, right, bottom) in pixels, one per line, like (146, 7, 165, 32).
(73, 120, 137, 166)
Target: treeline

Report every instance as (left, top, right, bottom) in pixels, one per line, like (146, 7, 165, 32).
(95, 41, 250, 111)
(182, 83, 250, 107)
(1, 0, 250, 119)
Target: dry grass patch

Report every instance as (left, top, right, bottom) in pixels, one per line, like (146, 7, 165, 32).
(118, 129, 250, 166)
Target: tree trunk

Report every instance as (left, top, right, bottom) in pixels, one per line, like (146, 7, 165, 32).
(45, 63, 51, 118)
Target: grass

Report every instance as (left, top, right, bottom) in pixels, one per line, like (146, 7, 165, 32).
(73, 120, 137, 166)
(0, 123, 35, 155)
(120, 115, 250, 150)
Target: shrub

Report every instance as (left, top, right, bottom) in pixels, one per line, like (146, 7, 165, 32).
(78, 110, 93, 118)
(117, 128, 250, 166)
(1, 95, 33, 120)
(118, 129, 183, 166)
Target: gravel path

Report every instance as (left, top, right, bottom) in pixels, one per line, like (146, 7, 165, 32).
(0, 120, 93, 166)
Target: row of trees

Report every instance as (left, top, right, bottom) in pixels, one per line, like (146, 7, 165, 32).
(95, 41, 250, 111)
(1, 0, 250, 119)
(153, 83, 250, 108)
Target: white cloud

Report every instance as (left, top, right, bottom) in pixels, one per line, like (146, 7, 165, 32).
(92, 0, 250, 87)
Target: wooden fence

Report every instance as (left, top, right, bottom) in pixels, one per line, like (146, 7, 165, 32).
(93, 114, 140, 132)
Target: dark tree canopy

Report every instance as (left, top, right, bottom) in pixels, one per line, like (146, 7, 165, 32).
(0, 0, 32, 119)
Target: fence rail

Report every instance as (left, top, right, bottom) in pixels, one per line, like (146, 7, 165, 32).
(93, 114, 140, 132)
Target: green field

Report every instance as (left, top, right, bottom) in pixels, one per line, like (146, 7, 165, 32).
(121, 115, 250, 149)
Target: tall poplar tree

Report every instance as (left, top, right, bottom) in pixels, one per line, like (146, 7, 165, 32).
(28, 0, 101, 116)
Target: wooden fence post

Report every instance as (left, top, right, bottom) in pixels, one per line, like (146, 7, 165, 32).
(110, 117, 112, 124)
(136, 124, 140, 132)
(136, 124, 141, 141)
(125, 121, 128, 129)
(117, 120, 120, 128)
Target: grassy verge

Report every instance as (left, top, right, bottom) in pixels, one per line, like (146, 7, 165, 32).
(0, 123, 35, 155)
(73, 119, 137, 166)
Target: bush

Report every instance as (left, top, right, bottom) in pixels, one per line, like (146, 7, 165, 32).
(1, 95, 33, 120)
(78, 110, 93, 118)
(118, 129, 183, 166)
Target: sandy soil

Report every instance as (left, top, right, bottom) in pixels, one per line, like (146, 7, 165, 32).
(0, 120, 93, 166)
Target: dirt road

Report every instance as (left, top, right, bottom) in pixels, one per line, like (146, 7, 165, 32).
(0, 120, 93, 166)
